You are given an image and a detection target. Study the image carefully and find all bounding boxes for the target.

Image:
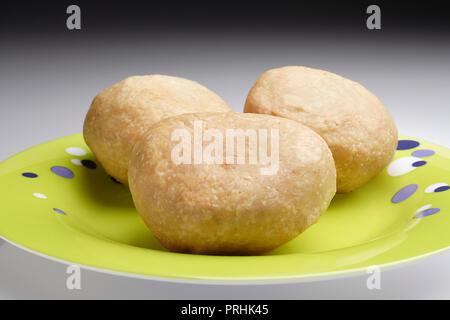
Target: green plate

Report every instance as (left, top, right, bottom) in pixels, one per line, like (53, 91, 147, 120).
(0, 134, 449, 283)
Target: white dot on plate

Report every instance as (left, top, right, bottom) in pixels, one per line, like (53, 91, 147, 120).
(33, 193, 47, 199)
(416, 204, 432, 213)
(66, 147, 87, 156)
(387, 156, 422, 176)
(425, 182, 448, 193)
(71, 159, 82, 165)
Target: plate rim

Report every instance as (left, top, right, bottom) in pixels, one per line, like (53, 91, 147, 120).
(1, 235, 448, 285)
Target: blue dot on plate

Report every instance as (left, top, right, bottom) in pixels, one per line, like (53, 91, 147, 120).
(22, 172, 38, 178)
(411, 149, 435, 157)
(435, 186, 450, 192)
(414, 208, 440, 219)
(53, 208, 67, 215)
(397, 140, 420, 150)
(391, 184, 418, 203)
(412, 160, 427, 167)
(50, 166, 74, 179)
(81, 159, 97, 169)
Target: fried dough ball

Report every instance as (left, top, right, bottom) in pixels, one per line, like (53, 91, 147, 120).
(83, 75, 231, 185)
(129, 112, 336, 255)
(244, 66, 398, 193)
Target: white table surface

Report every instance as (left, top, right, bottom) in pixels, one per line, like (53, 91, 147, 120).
(0, 30, 449, 299)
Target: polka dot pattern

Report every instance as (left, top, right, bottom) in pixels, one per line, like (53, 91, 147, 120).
(26, 146, 125, 209)
(21, 142, 448, 226)
(389, 140, 445, 220)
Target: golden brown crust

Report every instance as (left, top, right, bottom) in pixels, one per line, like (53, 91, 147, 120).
(129, 112, 336, 255)
(244, 66, 398, 193)
(83, 75, 231, 185)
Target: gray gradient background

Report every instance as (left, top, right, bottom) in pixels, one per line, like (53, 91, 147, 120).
(0, 1, 449, 299)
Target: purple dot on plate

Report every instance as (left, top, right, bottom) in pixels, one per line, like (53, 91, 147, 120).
(411, 149, 435, 157)
(397, 140, 420, 150)
(22, 172, 38, 178)
(435, 186, 450, 192)
(414, 208, 440, 219)
(391, 184, 418, 203)
(412, 160, 427, 167)
(53, 208, 67, 215)
(50, 166, 74, 179)
(81, 159, 97, 169)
